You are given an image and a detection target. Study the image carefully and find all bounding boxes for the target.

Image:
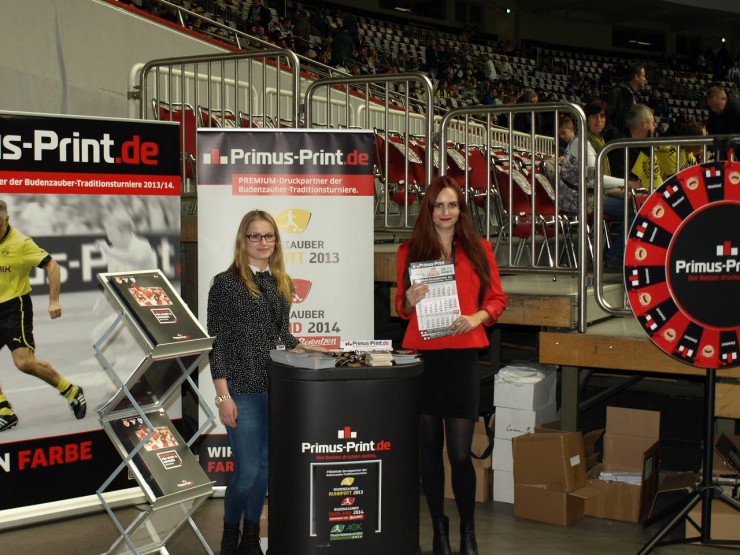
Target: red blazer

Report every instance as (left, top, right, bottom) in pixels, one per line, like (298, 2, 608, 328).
(395, 238, 507, 350)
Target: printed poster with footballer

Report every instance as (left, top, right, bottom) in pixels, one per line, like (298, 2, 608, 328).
(195, 129, 375, 483)
(0, 111, 182, 512)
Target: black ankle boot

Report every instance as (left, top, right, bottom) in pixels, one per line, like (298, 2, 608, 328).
(239, 519, 263, 555)
(460, 521, 478, 555)
(432, 516, 452, 555)
(220, 522, 241, 555)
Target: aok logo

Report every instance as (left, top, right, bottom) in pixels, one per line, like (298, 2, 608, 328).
(0, 130, 160, 165)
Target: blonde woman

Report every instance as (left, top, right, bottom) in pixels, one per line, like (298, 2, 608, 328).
(208, 209, 322, 555)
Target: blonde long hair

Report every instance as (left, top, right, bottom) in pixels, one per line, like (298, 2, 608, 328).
(228, 210, 293, 302)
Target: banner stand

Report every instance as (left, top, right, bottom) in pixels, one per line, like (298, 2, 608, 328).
(94, 270, 215, 555)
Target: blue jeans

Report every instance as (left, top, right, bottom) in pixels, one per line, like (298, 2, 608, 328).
(224, 391, 268, 524)
(604, 195, 633, 262)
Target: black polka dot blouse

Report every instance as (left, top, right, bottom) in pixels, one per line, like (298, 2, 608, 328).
(207, 269, 299, 395)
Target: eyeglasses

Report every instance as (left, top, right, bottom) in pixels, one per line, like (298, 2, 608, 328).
(246, 233, 277, 243)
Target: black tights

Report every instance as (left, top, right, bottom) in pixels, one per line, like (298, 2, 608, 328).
(419, 414, 476, 524)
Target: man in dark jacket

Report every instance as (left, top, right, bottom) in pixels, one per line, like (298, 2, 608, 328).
(707, 86, 740, 134)
(706, 85, 740, 159)
(605, 63, 647, 135)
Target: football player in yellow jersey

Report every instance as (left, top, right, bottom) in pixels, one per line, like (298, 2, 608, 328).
(0, 199, 86, 431)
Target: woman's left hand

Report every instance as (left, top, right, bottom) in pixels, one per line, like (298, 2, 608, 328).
(449, 314, 481, 335)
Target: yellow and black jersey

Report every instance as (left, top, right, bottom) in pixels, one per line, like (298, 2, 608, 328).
(0, 227, 51, 304)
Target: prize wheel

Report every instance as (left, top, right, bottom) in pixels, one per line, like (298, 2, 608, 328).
(624, 161, 740, 369)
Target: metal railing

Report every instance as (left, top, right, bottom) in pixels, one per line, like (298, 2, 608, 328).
(134, 49, 301, 189)
(305, 73, 435, 229)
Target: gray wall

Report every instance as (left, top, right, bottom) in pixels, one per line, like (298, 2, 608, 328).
(0, 0, 227, 118)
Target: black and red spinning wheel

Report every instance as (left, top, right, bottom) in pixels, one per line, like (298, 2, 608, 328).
(624, 161, 740, 369)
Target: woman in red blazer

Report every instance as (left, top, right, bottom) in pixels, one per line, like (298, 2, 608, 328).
(396, 176, 507, 555)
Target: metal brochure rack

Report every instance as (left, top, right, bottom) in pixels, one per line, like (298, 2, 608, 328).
(95, 270, 215, 555)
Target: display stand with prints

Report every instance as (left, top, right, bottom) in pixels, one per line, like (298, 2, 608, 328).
(95, 270, 215, 555)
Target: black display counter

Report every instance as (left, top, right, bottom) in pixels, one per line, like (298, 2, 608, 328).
(268, 361, 423, 555)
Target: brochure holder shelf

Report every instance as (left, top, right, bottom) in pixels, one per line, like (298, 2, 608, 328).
(94, 270, 215, 555)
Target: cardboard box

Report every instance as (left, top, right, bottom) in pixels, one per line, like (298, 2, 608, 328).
(712, 434, 740, 477)
(494, 365, 557, 410)
(686, 499, 740, 543)
(513, 431, 587, 492)
(584, 407, 660, 523)
(494, 404, 557, 441)
(514, 484, 597, 526)
(444, 463, 492, 503)
(512, 431, 598, 526)
(493, 439, 513, 473)
(493, 469, 514, 504)
(583, 428, 605, 472)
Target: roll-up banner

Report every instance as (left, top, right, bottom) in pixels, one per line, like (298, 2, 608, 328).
(0, 111, 181, 511)
(196, 128, 375, 483)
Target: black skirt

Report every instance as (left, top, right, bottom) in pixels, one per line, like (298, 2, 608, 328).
(418, 348, 480, 419)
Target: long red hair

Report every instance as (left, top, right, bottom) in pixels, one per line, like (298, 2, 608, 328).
(403, 176, 491, 306)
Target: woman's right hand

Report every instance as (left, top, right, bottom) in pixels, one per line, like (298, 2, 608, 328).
(405, 283, 429, 312)
(219, 399, 238, 429)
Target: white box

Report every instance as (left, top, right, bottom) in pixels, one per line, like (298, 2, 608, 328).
(494, 365, 557, 410)
(494, 404, 557, 441)
(492, 438, 513, 472)
(493, 469, 514, 504)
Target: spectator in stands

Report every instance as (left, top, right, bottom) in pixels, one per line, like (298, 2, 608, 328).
(717, 44, 732, 79)
(254, 25, 269, 44)
(728, 61, 740, 83)
(648, 88, 669, 119)
(377, 48, 395, 72)
(272, 17, 294, 50)
(246, 0, 272, 33)
(498, 58, 513, 81)
(497, 94, 518, 128)
(312, 7, 331, 38)
(292, 10, 312, 54)
(599, 64, 613, 92)
(355, 44, 374, 75)
(557, 114, 575, 158)
(707, 85, 740, 134)
(435, 80, 451, 100)
(483, 55, 497, 82)
(330, 26, 355, 69)
(558, 99, 641, 271)
(340, 9, 360, 49)
(425, 39, 439, 78)
(625, 104, 664, 189)
(706, 85, 740, 159)
(513, 88, 545, 136)
(656, 121, 707, 177)
(605, 62, 647, 136)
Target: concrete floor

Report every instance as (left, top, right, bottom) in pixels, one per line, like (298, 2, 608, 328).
(2, 496, 737, 554)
